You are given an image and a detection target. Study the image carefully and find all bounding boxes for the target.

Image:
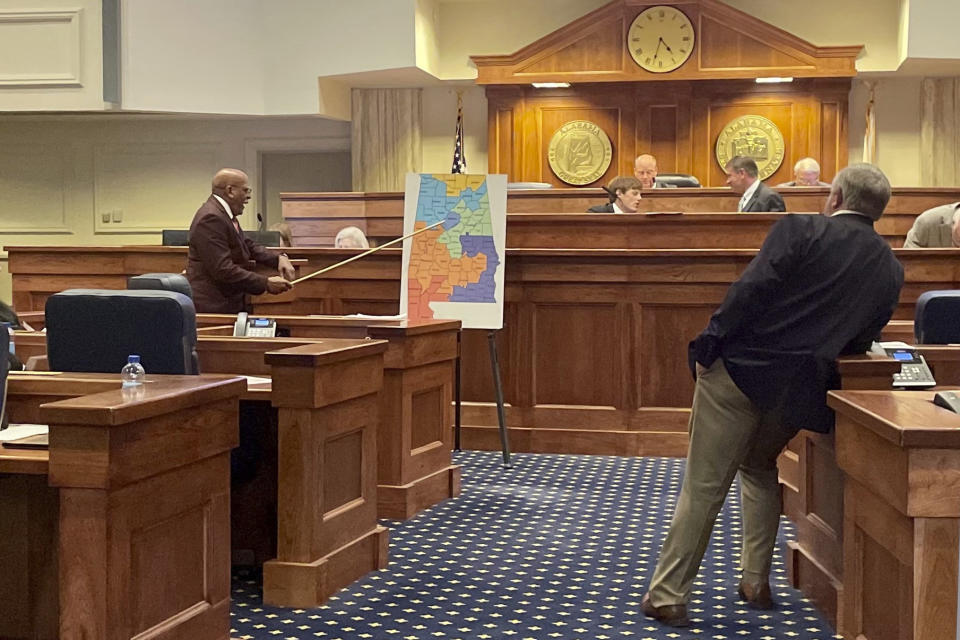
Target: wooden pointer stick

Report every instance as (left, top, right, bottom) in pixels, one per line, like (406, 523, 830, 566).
(290, 219, 446, 285)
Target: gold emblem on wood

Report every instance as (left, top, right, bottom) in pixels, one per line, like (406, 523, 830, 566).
(547, 120, 613, 186)
(715, 115, 786, 181)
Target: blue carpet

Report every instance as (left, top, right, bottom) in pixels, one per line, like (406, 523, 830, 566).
(230, 450, 841, 639)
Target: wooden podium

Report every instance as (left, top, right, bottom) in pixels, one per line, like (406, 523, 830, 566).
(828, 389, 960, 640)
(262, 341, 390, 608)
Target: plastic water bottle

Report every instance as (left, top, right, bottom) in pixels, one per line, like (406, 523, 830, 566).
(120, 355, 146, 388)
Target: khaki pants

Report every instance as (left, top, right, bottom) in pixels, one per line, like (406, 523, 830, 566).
(647, 359, 799, 607)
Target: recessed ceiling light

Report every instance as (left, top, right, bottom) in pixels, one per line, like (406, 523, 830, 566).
(755, 77, 794, 84)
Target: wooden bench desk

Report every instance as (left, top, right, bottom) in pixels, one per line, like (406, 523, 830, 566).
(0, 372, 244, 640)
(6, 337, 393, 609)
(14, 320, 462, 521)
(829, 389, 960, 640)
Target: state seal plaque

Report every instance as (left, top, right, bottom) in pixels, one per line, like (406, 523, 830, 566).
(547, 120, 613, 186)
(715, 115, 786, 181)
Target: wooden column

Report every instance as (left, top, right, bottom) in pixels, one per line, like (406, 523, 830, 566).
(367, 323, 461, 520)
(262, 341, 389, 607)
(828, 389, 960, 640)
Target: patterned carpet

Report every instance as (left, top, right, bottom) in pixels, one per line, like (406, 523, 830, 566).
(230, 450, 840, 640)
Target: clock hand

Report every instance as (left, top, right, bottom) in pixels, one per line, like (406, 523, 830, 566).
(652, 39, 663, 59)
(661, 39, 674, 53)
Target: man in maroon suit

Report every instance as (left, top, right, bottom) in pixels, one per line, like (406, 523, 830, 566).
(187, 168, 294, 313)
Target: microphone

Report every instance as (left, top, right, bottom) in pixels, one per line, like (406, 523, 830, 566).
(256, 213, 264, 231)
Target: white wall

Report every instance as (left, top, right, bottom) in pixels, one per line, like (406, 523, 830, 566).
(905, 0, 960, 60)
(0, 114, 350, 302)
(421, 86, 488, 173)
(848, 77, 922, 185)
(0, 0, 107, 111)
(121, 0, 264, 114)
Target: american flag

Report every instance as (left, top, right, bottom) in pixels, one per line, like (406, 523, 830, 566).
(451, 92, 467, 174)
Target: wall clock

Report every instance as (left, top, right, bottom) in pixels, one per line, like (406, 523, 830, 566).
(627, 5, 695, 73)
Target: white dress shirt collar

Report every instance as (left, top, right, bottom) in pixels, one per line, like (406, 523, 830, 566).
(212, 194, 236, 219)
(612, 201, 624, 214)
(738, 179, 761, 212)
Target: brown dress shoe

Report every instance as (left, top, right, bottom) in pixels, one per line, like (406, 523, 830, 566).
(738, 581, 775, 610)
(640, 593, 690, 627)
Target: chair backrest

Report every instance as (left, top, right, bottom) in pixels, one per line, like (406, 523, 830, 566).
(128, 273, 193, 299)
(46, 289, 199, 375)
(655, 174, 701, 188)
(161, 229, 190, 246)
(915, 290, 960, 344)
(244, 230, 282, 246)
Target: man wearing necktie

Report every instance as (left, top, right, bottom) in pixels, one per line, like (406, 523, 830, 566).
(187, 168, 295, 313)
(725, 156, 786, 213)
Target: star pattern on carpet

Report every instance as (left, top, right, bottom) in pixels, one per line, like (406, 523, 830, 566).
(230, 451, 841, 640)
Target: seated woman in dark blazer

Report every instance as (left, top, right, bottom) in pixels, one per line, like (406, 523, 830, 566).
(587, 176, 643, 213)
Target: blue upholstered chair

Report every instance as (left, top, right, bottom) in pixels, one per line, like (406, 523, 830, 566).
(45, 289, 199, 374)
(914, 290, 960, 344)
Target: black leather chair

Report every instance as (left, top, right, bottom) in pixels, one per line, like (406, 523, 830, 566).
(244, 230, 282, 246)
(161, 229, 190, 246)
(46, 289, 199, 374)
(655, 174, 701, 188)
(128, 273, 193, 299)
(915, 291, 960, 344)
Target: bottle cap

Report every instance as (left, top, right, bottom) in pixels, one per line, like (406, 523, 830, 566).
(128, 355, 141, 364)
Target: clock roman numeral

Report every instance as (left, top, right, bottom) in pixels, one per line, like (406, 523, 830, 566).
(635, 47, 643, 55)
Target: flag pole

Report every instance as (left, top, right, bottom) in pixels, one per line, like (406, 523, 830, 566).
(289, 220, 444, 285)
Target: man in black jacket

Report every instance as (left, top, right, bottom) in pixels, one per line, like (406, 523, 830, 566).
(726, 156, 786, 212)
(641, 163, 904, 627)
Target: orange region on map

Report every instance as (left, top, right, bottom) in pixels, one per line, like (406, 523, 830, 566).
(407, 221, 488, 320)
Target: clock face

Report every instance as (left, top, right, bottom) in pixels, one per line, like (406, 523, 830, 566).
(627, 5, 695, 73)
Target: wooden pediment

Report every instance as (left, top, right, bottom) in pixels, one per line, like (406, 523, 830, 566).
(472, 0, 861, 84)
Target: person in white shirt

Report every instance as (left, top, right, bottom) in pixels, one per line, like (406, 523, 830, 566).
(724, 157, 786, 213)
(587, 176, 643, 213)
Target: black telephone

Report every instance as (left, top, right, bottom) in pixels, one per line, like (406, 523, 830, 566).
(934, 391, 960, 414)
(233, 312, 277, 338)
(885, 347, 936, 389)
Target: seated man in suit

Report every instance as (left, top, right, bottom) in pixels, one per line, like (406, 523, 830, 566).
(777, 157, 831, 187)
(903, 202, 960, 248)
(725, 156, 786, 212)
(587, 176, 643, 213)
(187, 168, 294, 313)
(634, 154, 676, 189)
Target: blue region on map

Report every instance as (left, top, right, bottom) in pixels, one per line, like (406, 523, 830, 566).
(449, 234, 499, 303)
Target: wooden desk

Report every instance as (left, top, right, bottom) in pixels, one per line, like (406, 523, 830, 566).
(778, 354, 901, 628)
(198, 315, 463, 520)
(8, 245, 960, 458)
(280, 187, 960, 247)
(15, 322, 462, 521)
(0, 372, 243, 640)
(828, 389, 960, 640)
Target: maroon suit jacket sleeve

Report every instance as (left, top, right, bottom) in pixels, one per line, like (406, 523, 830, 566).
(192, 212, 269, 294)
(243, 234, 280, 269)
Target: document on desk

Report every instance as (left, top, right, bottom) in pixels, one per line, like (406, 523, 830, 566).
(0, 424, 48, 441)
(343, 313, 408, 321)
(243, 376, 271, 385)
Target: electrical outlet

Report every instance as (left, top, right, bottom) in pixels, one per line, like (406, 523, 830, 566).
(112, 209, 123, 223)
(101, 211, 110, 223)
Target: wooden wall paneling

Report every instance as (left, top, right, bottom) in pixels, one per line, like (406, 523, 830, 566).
(637, 304, 711, 408)
(533, 302, 620, 407)
(820, 101, 841, 181)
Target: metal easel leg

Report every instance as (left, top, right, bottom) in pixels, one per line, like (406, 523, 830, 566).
(487, 330, 512, 468)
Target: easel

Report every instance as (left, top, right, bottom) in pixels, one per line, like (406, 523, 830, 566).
(453, 329, 512, 468)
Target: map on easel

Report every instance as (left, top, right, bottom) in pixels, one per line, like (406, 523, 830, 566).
(400, 173, 507, 330)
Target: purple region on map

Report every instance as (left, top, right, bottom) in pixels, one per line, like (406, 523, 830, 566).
(443, 212, 460, 229)
(449, 234, 499, 302)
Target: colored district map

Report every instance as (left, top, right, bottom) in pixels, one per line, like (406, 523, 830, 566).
(408, 174, 500, 321)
